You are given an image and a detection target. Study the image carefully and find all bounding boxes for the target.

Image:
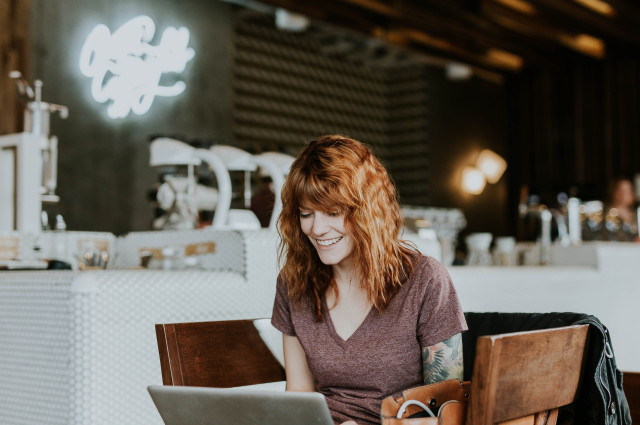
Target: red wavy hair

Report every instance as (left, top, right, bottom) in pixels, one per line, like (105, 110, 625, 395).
(277, 135, 417, 321)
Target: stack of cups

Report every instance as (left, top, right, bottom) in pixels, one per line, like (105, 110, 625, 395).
(465, 233, 493, 266)
(493, 236, 516, 266)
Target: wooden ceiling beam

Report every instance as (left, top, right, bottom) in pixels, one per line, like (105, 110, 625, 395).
(387, 27, 522, 72)
(334, 0, 400, 18)
(337, 0, 565, 67)
(413, 0, 594, 63)
(481, 0, 601, 60)
(423, 0, 614, 60)
(385, 31, 506, 83)
(526, 0, 640, 47)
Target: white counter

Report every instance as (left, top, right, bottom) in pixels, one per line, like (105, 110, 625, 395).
(449, 242, 640, 372)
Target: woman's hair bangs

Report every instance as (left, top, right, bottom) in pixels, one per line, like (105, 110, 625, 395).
(292, 161, 352, 214)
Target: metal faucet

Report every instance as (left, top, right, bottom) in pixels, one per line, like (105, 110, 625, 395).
(550, 209, 570, 247)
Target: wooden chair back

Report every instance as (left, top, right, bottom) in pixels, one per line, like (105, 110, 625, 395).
(469, 324, 590, 425)
(155, 319, 286, 388)
(623, 371, 640, 423)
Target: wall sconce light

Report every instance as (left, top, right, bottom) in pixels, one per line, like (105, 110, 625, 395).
(461, 166, 486, 195)
(475, 149, 507, 184)
(460, 149, 507, 195)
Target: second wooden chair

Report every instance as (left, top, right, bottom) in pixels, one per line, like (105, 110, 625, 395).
(155, 319, 285, 388)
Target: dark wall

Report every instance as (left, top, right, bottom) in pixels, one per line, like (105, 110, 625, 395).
(507, 47, 640, 228)
(31, 0, 236, 234)
(426, 67, 509, 240)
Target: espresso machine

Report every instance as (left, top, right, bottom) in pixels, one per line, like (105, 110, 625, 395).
(0, 72, 68, 233)
(148, 138, 218, 230)
(148, 139, 266, 230)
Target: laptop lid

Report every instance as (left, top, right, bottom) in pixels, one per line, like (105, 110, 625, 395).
(147, 385, 334, 425)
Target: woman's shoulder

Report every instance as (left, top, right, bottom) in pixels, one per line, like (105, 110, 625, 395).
(411, 253, 449, 280)
(403, 253, 454, 298)
(275, 272, 312, 308)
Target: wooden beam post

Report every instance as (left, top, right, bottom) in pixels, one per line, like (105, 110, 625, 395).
(0, 0, 30, 135)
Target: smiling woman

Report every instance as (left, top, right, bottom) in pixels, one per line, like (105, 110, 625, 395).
(272, 135, 467, 425)
(278, 135, 415, 321)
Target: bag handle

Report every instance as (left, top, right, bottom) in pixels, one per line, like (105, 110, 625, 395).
(396, 400, 435, 419)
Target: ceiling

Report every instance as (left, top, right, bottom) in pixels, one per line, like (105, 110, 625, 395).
(246, 0, 640, 82)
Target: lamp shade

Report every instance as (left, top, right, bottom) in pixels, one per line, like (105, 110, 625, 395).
(461, 166, 486, 195)
(476, 149, 507, 184)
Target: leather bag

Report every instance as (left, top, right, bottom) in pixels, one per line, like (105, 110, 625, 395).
(380, 379, 471, 425)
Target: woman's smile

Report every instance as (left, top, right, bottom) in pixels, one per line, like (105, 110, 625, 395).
(316, 236, 343, 249)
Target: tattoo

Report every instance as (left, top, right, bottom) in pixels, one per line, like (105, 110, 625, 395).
(422, 333, 463, 384)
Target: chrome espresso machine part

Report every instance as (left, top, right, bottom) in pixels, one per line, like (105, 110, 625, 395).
(11, 71, 68, 202)
(0, 72, 68, 233)
(148, 139, 270, 231)
(149, 138, 205, 230)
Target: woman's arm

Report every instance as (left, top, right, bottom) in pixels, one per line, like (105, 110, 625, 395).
(422, 333, 464, 384)
(283, 334, 316, 392)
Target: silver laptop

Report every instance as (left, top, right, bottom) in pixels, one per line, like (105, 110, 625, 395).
(148, 385, 334, 425)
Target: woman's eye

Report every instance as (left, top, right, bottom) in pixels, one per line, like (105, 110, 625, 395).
(300, 212, 312, 219)
(327, 211, 342, 217)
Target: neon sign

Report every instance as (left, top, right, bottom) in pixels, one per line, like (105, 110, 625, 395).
(79, 15, 195, 119)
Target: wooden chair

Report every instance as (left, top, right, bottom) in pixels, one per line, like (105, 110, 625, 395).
(155, 319, 285, 388)
(469, 324, 590, 425)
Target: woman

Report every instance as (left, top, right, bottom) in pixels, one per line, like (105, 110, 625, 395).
(271, 135, 467, 425)
(603, 177, 639, 242)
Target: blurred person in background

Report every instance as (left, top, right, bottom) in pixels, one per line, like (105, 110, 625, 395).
(603, 177, 639, 242)
(251, 175, 276, 228)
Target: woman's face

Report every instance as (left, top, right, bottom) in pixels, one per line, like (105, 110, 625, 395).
(299, 208, 355, 267)
(613, 180, 635, 208)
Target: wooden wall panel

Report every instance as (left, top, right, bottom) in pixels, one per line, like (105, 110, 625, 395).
(0, 0, 30, 135)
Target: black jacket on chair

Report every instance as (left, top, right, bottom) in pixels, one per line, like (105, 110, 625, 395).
(462, 312, 631, 425)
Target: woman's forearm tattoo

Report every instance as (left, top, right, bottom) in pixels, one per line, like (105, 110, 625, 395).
(422, 333, 463, 384)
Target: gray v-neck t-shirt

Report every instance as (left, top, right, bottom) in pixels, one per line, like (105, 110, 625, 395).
(271, 255, 467, 425)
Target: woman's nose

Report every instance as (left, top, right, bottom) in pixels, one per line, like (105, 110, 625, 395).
(311, 212, 330, 236)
